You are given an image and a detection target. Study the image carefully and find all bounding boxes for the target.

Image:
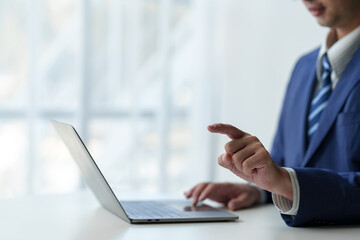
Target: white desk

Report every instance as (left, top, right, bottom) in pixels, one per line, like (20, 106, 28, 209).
(1, 191, 360, 240)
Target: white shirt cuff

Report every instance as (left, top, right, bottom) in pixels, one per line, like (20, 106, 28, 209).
(272, 167, 300, 216)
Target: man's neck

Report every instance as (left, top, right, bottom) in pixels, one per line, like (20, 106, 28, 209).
(327, 25, 360, 49)
(328, 18, 360, 48)
(326, 29, 338, 49)
(336, 25, 360, 40)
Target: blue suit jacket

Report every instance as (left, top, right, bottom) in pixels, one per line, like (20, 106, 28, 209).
(270, 46, 360, 227)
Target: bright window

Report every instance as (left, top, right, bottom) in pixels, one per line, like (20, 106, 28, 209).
(0, 0, 218, 198)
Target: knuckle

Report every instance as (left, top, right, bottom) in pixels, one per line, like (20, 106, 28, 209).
(196, 183, 205, 188)
(194, 183, 206, 194)
(242, 160, 250, 170)
(229, 164, 238, 174)
(242, 161, 253, 176)
(257, 149, 268, 159)
(253, 141, 262, 148)
(232, 153, 241, 163)
(233, 161, 242, 171)
(192, 187, 200, 194)
(249, 136, 259, 143)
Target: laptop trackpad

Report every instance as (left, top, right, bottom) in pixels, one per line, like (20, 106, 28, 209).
(170, 202, 220, 212)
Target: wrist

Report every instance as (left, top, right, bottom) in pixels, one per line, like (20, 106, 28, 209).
(272, 167, 293, 201)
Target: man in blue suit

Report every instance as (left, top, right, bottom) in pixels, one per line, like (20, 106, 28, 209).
(185, 0, 360, 226)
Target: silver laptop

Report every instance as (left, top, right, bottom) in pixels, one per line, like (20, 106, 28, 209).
(51, 120, 238, 224)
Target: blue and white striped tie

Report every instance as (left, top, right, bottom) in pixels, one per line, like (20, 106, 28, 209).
(307, 54, 332, 141)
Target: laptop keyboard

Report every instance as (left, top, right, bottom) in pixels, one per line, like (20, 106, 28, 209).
(121, 201, 186, 219)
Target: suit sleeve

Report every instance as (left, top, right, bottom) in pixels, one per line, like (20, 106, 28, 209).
(281, 168, 360, 227)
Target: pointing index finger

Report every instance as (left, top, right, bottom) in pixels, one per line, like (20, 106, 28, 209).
(207, 123, 248, 139)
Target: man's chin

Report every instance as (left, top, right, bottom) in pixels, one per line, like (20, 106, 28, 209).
(314, 17, 332, 27)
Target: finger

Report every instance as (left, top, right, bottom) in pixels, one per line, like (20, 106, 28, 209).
(227, 193, 252, 210)
(231, 143, 258, 172)
(184, 185, 197, 198)
(184, 184, 201, 198)
(191, 183, 209, 206)
(218, 153, 233, 168)
(198, 183, 216, 202)
(218, 153, 248, 181)
(207, 123, 248, 140)
(224, 137, 252, 155)
(242, 150, 268, 176)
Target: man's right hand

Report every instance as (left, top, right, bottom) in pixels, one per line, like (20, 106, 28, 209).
(184, 182, 262, 211)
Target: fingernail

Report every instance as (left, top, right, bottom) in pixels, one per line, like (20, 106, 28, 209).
(208, 124, 218, 129)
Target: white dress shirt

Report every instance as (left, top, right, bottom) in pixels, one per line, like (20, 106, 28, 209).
(272, 25, 360, 216)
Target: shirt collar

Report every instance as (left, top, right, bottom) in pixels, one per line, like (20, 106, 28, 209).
(317, 25, 360, 82)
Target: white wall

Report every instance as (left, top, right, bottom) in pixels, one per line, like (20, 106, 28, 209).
(212, 0, 328, 181)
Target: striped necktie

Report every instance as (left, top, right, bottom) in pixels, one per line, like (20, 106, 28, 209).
(307, 54, 332, 141)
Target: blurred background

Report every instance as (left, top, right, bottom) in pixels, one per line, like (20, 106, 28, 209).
(0, 0, 327, 199)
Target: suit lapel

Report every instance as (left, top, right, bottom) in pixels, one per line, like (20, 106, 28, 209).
(302, 46, 360, 167)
